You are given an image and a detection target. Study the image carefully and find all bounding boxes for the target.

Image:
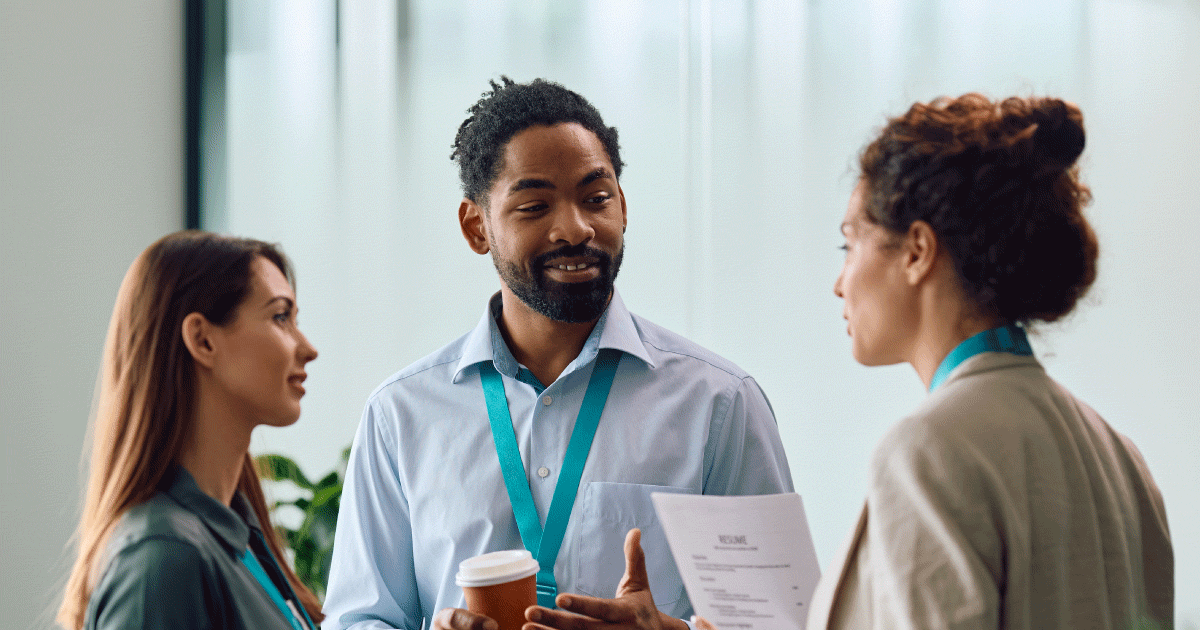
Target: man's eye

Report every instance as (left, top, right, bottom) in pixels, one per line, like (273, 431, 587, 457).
(586, 194, 611, 204)
(274, 310, 292, 323)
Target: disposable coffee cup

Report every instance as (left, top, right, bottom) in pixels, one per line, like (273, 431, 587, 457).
(455, 549, 539, 630)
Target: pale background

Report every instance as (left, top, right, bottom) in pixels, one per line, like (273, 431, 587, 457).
(3, 1, 1197, 629)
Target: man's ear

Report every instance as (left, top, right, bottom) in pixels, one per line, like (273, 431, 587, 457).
(903, 220, 939, 286)
(617, 183, 628, 233)
(459, 198, 491, 255)
(181, 312, 218, 369)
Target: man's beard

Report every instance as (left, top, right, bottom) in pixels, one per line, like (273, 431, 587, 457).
(493, 242, 624, 324)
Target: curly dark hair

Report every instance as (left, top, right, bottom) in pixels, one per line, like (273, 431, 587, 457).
(859, 93, 1098, 324)
(450, 76, 624, 205)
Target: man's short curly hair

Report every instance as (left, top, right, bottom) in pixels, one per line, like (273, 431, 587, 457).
(450, 76, 624, 205)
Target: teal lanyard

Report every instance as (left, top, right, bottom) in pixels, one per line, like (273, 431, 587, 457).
(239, 531, 313, 630)
(479, 348, 622, 608)
(929, 323, 1033, 392)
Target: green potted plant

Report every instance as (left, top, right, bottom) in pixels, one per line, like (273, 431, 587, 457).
(255, 446, 350, 600)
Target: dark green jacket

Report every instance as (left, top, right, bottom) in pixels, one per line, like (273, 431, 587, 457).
(85, 466, 315, 630)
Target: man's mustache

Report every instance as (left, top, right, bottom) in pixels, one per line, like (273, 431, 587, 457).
(532, 244, 611, 269)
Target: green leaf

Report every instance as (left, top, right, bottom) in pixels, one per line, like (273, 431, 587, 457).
(308, 500, 340, 551)
(257, 446, 351, 600)
(316, 470, 339, 489)
(255, 454, 315, 490)
(310, 485, 340, 510)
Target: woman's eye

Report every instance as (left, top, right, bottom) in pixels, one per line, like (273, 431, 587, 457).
(274, 310, 292, 323)
(838, 244, 850, 253)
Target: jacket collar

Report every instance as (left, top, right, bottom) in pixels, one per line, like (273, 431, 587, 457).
(933, 351, 1042, 393)
(164, 464, 257, 555)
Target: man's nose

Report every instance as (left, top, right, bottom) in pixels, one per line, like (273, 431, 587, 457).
(548, 204, 595, 245)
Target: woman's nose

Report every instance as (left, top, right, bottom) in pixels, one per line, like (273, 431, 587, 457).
(297, 331, 318, 363)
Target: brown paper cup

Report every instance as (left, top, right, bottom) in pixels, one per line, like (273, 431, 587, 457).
(456, 550, 539, 630)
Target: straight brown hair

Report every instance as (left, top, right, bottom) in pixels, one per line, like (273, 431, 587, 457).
(58, 230, 324, 629)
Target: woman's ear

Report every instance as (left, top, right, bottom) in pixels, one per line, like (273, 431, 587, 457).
(181, 312, 217, 368)
(903, 220, 939, 285)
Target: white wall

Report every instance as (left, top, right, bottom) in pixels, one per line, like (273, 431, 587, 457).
(0, 2, 182, 628)
(216, 1, 1199, 625)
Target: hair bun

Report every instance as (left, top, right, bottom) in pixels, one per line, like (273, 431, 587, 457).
(1030, 99, 1085, 171)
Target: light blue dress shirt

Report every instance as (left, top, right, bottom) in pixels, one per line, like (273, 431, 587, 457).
(323, 290, 794, 630)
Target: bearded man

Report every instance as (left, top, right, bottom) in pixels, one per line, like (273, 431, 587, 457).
(323, 77, 794, 630)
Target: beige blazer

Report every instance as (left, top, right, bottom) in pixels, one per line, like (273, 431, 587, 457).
(806, 353, 1172, 630)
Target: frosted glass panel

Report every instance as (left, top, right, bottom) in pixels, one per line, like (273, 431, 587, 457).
(210, 1, 1200, 623)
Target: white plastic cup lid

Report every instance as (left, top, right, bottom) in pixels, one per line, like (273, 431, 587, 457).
(455, 549, 540, 588)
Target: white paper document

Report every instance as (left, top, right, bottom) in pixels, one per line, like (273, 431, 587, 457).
(652, 492, 821, 630)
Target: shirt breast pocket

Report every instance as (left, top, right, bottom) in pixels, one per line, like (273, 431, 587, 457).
(570, 482, 694, 616)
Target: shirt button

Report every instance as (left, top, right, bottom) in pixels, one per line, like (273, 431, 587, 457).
(537, 467, 551, 478)
(542, 395, 553, 406)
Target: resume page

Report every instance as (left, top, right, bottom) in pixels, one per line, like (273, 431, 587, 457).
(651, 492, 821, 630)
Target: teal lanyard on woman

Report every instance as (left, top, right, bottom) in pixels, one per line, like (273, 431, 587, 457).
(239, 530, 314, 630)
(479, 348, 622, 608)
(929, 323, 1033, 392)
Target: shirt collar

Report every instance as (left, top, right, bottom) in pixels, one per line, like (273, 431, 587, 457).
(164, 464, 257, 555)
(453, 288, 655, 384)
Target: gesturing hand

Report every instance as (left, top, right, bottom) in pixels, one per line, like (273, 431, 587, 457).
(432, 607, 498, 630)
(521, 528, 687, 630)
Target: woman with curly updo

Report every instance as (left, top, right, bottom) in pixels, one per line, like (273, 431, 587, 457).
(803, 95, 1174, 629)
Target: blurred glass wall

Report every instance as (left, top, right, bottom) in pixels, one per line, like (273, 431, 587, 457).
(205, 0, 1200, 623)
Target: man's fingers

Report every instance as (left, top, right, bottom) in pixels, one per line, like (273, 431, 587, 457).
(549, 593, 636, 623)
(433, 607, 498, 630)
(524, 602, 610, 629)
(615, 527, 650, 596)
(522, 528, 661, 629)
(692, 615, 720, 630)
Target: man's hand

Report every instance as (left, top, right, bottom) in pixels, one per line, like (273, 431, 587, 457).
(433, 607, 498, 630)
(521, 528, 687, 630)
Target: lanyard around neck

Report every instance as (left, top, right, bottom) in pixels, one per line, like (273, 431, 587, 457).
(239, 530, 313, 630)
(929, 323, 1032, 392)
(479, 348, 622, 608)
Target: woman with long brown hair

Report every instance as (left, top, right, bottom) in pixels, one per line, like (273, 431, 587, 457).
(58, 230, 323, 629)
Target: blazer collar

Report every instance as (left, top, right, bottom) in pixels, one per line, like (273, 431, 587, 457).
(934, 351, 1042, 393)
